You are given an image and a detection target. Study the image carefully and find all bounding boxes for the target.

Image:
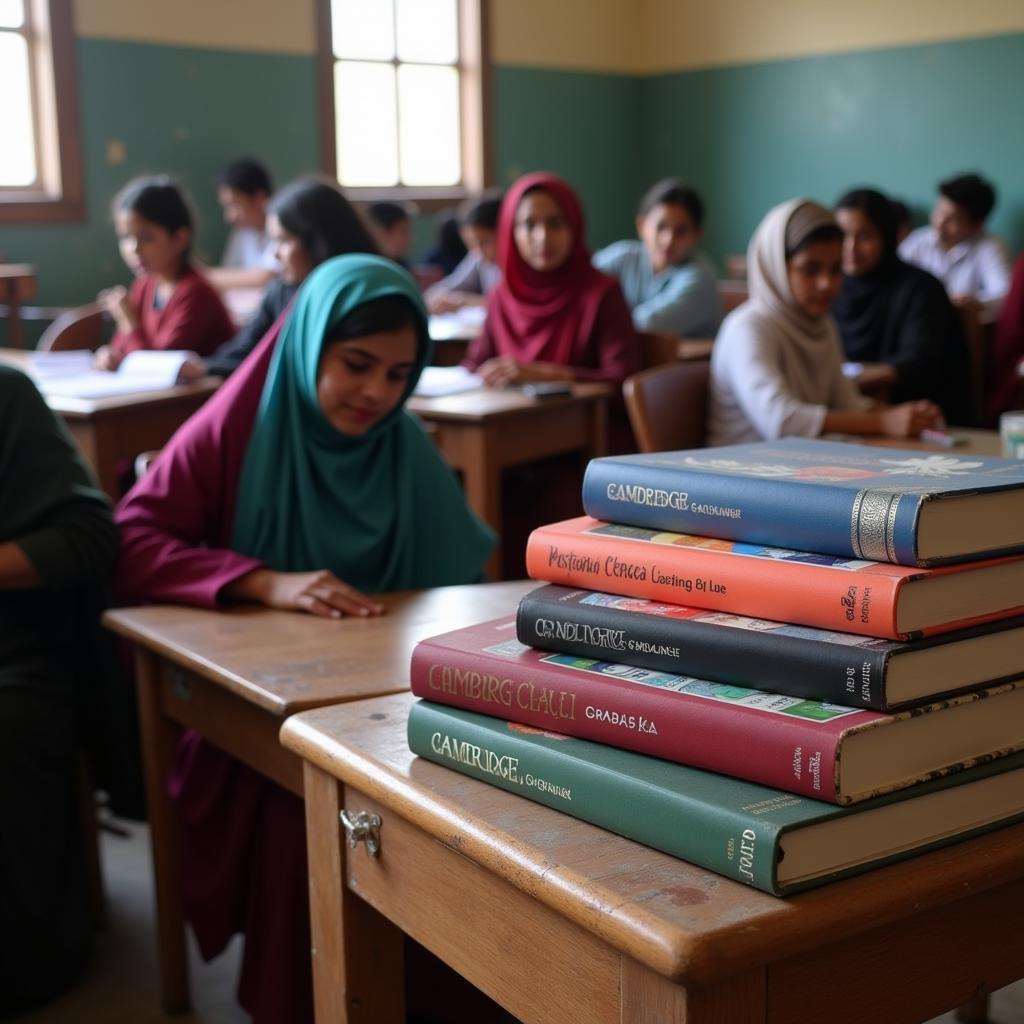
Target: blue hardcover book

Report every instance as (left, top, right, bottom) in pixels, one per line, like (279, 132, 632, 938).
(582, 438, 1024, 566)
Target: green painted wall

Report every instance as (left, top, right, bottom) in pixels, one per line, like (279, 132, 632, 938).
(1, 38, 318, 320)
(640, 32, 1024, 263)
(6, 31, 1024, 347)
(493, 65, 643, 251)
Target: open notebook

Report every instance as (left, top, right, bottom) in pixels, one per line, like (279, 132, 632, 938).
(28, 350, 198, 398)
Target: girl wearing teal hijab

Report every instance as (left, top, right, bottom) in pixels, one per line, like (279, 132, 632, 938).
(115, 254, 494, 1024)
(229, 253, 494, 612)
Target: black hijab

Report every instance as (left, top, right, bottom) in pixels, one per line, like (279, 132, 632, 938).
(833, 189, 972, 424)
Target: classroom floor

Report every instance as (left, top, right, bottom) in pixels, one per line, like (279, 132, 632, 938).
(17, 820, 1024, 1024)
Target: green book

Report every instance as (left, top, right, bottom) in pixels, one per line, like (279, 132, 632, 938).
(408, 700, 1024, 896)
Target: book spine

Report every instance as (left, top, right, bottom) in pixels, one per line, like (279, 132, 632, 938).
(525, 525, 904, 639)
(515, 591, 892, 710)
(410, 638, 845, 801)
(582, 461, 923, 566)
(408, 700, 783, 894)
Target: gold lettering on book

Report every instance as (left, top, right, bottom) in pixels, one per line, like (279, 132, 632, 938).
(430, 731, 522, 783)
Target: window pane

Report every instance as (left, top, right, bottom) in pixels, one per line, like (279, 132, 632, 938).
(331, 0, 393, 60)
(0, 1, 24, 29)
(336, 61, 398, 187)
(395, 0, 457, 64)
(397, 64, 460, 187)
(0, 33, 36, 187)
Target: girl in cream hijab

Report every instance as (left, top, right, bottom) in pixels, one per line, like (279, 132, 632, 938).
(708, 198, 942, 446)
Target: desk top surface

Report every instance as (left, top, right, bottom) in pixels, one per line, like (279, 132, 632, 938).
(282, 690, 1024, 985)
(104, 580, 535, 716)
(0, 349, 220, 414)
(408, 381, 609, 422)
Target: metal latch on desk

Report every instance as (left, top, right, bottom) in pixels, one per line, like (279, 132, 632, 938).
(340, 809, 382, 857)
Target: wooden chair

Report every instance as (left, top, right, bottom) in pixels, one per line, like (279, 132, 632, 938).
(718, 280, 749, 314)
(37, 303, 107, 352)
(637, 329, 682, 368)
(623, 360, 710, 453)
(957, 302, 993, 426)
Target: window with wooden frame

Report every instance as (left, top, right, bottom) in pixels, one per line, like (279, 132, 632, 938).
(0, 0, 83, 223)
(317, 0, 490, 206)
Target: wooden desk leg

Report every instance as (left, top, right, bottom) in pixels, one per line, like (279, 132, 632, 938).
(459, 427, 503, 581)
(621, 959, 765, 1024)
(304, 764, 404, 1024)
(135, 648, 191, 1012)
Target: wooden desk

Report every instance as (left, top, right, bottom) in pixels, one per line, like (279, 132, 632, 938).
(103, 580, 534, 1013)
(864, 427, 1001, 457)
(0, 263, 38, 348)
(408, 383, 610, 579)
(678, 337, 714, 361)
(283, 691, 1024, 1024)
(0, 348, 218, 498)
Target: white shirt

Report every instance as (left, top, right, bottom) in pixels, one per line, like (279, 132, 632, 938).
(221, 226, 279, 271)
(899, 226, 1011, 313)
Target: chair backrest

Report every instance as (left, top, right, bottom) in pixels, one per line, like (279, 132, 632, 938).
(38, 303, 107, 352)
(623, 361, 710, 453)
(957, 302, 990, 426)
(717, 280, 749, 314)
(637, 330, 681, 368)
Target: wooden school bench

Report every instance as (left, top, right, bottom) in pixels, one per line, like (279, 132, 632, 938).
(102, 579, 534, 1013)
(283, 691, 1024, 1024)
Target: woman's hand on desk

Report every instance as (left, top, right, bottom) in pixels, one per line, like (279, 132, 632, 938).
(93, 345, 123, 372)
(879, 400, 944, 438)
(97, 285, 138, 334)
(476, 357, 573, 388)
(224, 568, 386, 619)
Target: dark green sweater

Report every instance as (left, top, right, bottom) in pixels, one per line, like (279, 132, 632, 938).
(0, 365, 118, 693)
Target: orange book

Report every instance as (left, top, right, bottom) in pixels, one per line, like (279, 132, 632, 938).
(525, 517, 1024, 640)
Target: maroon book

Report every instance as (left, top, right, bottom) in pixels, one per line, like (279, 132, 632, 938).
(409, 615, 1024, 805)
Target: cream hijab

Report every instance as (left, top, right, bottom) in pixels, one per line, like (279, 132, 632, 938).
(746, 197, 838, 343)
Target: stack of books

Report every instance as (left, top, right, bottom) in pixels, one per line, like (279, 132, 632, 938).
(408, 438, 1024, 895)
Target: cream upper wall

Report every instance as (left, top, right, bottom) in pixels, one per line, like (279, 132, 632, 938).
(74, 0, 317, 54)
(642, 0, 1024, 72)
(74, 0, 1024, 71)
(490, 0, 642, 73)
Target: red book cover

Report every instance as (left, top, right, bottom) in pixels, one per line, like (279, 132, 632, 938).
(524, 516, 1024, 640)
(409, 615, 1024, 805)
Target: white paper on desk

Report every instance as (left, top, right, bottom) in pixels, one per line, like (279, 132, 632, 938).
(37, 350, 199, 397)
(26, 351, 94, 378)
(413, 365, 483, 397)
(428, 305, 487, 340)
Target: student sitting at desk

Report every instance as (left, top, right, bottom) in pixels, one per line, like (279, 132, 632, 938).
(594, 178, 722, 338)
(205, 156, 279, 291)
(115, 255, 494, 1024)
(425, 192, 503, 314)
(463, 171, 640, 393)
(899, 172, 1011, 317)
(708, 199, 944, 447)
(94, 176, 235, 371)
(0, 367, 119, 1016)
(366, 200, 414, 268)
(194, 177, 377, 378)
(833, 188, 972, 425)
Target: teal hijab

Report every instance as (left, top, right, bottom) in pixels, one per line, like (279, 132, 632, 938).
(232, 254, 494, 590)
